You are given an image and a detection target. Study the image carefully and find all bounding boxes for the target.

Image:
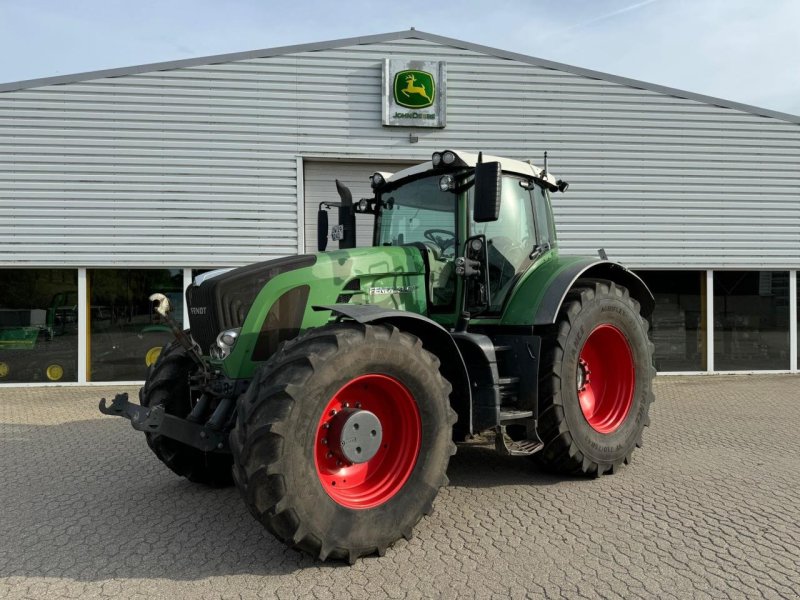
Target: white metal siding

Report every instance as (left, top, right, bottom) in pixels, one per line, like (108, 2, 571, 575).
(1, 37, 799, 268)
(303, 160, 412, 253)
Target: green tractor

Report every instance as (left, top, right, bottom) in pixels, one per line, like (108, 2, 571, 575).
(100, 150, 655, 563)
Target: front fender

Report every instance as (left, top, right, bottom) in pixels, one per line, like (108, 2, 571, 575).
(316, 304, 472, 437)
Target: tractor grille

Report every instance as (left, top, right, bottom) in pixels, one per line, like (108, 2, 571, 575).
(186, 254, 316, 356)
(186, 283, 220, 355)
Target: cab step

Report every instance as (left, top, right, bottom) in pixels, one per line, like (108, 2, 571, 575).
(499, 408, 533, 421)
(494, 425, 544, 456)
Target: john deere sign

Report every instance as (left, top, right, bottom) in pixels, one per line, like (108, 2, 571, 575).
(383, 59, 446, 128)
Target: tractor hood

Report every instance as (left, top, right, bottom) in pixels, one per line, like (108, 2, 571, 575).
(189, 246, 430, 379)
(186, 254, 317, 357)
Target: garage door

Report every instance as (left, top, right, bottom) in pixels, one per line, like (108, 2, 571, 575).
(303, 160, 414, 254)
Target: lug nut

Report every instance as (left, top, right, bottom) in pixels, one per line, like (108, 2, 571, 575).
(329, 409, 337, 416)
(336, 460, 342, 467)
(323, 423, 330, 429)
(327, 452, 333, 459)
(321, 438, 328, 445)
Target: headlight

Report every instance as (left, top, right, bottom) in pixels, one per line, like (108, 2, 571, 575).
(431, 152, 442, 167)
(211, 327, 241, 359)
(442, 150, 456, 165)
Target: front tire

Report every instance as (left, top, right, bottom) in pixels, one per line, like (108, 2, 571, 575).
(230, 322, 456, 562)
(140, 339, 234, 486)
(537, 279, 655, 476)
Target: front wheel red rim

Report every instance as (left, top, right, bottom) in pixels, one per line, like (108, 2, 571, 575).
(314, 374, 421, 509)
(577, 324, 635, 434)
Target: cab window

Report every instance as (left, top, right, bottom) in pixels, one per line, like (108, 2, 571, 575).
(471, 176, 536, 310)
(533, 183, 557, 248)
(377, 175, 458, 308)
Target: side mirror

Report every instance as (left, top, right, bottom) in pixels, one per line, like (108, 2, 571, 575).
(317, 209, 329, 252)
(473, 161, 502, 222)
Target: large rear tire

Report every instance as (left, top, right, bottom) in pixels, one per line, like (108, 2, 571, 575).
(140, 339, 234, 487)
(537, 279, 655, 476)
(230, 322, 456, 563)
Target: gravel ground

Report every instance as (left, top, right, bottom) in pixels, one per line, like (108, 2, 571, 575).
(1, 374, 799, 599)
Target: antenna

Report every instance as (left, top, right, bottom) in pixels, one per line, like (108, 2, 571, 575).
(478, 151, 483, 164)
(543, 151, 548, 175)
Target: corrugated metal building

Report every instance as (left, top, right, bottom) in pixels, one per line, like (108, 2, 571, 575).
(0, 29, 798, 384)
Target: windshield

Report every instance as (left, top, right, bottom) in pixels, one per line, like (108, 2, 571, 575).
(376, 175, 457, 254)
(377, 174, 460, 308)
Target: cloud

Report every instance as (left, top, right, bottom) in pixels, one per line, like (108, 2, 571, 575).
(550, 0, 661, 38)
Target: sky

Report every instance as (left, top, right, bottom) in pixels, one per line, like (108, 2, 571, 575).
(1, 0, 799, 116)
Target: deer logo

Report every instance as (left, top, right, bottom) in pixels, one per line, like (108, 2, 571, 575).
(393, 70, 435, 109)
(401, 74, 431, 102)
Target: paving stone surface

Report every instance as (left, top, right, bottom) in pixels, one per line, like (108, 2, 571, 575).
(1, 375, 799, 599)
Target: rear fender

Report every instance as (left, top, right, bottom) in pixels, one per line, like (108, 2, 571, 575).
(316, 304, 472, 438)
(533, 261, 654, 326)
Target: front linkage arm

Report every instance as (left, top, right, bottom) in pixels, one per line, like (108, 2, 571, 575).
(99, 393, 228, 452)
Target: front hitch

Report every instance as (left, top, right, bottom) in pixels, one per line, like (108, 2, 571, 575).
(99, 393, 229, 452)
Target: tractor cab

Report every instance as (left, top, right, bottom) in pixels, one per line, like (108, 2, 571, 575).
(320, 150, 567, 325)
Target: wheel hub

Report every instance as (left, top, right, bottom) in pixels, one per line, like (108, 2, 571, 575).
(576, 324, 635, 434)
(314, 373, 421, 510)
(577, 358, 590, 391)
(329, 408, 383, 463)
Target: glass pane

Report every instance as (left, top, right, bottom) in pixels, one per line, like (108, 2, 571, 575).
(533, 184, 553, 247)
(378, 175, 457, 249)
(0, 269, 78, 383)
(636, 270, 706, 371)
(472, 176, 536, 310)
(89, 269, 183, 381)
(713, 271, 790, 371)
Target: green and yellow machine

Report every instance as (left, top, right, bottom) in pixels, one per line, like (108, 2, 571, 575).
(100, 150, 655, 562)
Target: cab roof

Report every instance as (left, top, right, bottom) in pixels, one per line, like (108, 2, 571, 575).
(385, 150, 560, 189)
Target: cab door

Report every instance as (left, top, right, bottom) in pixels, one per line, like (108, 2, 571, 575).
(470, 175, 538, 312)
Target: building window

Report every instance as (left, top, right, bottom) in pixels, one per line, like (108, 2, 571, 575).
(89, 269, 183, 381)
(635, 270, 706, 371)
(713, 271, 790, 371)
(0, 269, 78, 383)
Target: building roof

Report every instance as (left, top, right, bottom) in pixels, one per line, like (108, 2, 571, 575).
(1, 29, 799, 125)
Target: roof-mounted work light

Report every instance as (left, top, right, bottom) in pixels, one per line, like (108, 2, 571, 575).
(369, 172, 389, 189)
(432, 150, 466, 168)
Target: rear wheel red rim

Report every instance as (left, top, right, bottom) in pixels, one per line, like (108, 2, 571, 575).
(577, 324, 635, 434)
(314, 374, 421, 509)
